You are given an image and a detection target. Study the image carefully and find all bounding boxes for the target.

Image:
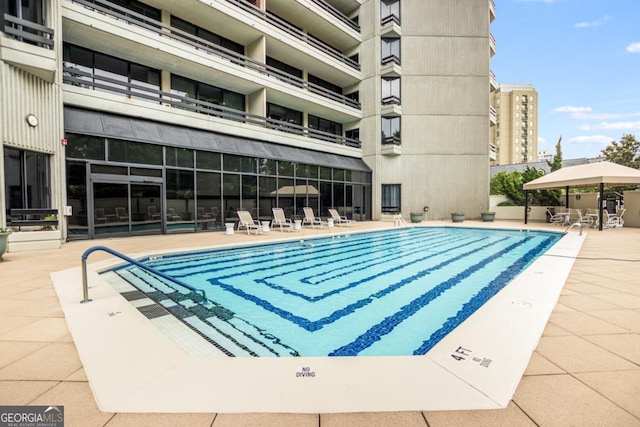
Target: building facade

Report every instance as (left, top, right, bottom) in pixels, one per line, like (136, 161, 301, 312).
(490, 83, 538, 166)
(1, 0, 495, 245)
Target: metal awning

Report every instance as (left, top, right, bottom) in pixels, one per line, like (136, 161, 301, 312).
(63, 107, 371, 172)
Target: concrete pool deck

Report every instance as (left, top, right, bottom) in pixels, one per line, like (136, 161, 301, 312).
(1, 220, 639, 426)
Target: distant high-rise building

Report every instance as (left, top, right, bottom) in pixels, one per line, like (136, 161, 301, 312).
(490, 84, 539, 165)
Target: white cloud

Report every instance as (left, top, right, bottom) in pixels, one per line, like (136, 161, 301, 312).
(554, 106, 592, 113)
(568, 135, 613, 145)
(576, 124, 592, 131)
(596, 121, 640, 131)
(626, 42, 640, 53)
(574, 15, 612, 28)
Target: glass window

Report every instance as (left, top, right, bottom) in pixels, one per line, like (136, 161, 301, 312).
(196, 151, 221, 170)
(319, 167, 332, 180)
(308, 74, 342, 95)
(166, 147, 194, 168)
(382, 117, 401, 144)
(381, 77, 400, 104)
(381, 38, 400, 65)
(223, 154, 255, 173)
(381, 184, 400, 213)
(4, 147, 50, 214)
(65, 133, 105, 160)
(381, 0, 400, 24)
(297, 164, 318, 179)
(258, 158, 277, 175)
(308, 115, 343, 136)
(278, 161, 295, 177)
(267, 103, 302, 126)
(108, 139, 162, 165)
(266, 57, 303, 79)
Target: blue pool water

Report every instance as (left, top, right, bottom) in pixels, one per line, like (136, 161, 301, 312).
(110, 227, 563, 357)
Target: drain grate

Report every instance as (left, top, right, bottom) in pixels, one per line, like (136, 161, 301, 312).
(138, 303, 169, 319)
(121, 290, 147, 301)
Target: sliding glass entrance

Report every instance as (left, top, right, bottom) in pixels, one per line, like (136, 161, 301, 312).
(92, 180, 163, 238)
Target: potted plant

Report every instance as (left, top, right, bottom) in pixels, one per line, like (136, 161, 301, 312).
(410, 212, 424, 223)
(0, 228, 11, 260)
(451, 212, 465, 223)
(481, 211, 496, 222)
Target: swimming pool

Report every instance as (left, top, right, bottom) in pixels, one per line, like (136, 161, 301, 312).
(109, 227, 563, 357)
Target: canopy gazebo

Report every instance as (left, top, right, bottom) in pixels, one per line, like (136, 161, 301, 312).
(523, 161, 640, 230)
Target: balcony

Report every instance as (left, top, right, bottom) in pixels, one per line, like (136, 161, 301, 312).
(489, 0, 496, 23)
(489, 33, 496, 57)
(490, 70, 497, 92)
(224, 0, 360, 70)
(64, 0, 361, 111)
(489, 106, 497, 126)
(1, 13, 56, 81)
(62, 66, 361, 149)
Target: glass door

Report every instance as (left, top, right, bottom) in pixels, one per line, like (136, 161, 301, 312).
(130, 183, 162, 235)
(91, 180, 163, 238)
(93, 182, 129, 237)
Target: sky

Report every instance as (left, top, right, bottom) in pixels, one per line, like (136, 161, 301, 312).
(490, 0, 640, 160)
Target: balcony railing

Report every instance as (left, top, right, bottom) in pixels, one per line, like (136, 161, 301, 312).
(1, 13, 54, 49)
(381, 14, 400, 26)
(381, 135, 401, 145)
(381, 95, 400, 105)
(223, 0, 360, 70)
(381, 54, 401, 66)
(68, 0, 360, 109)
(63, 66, 361, 149)
(309, 0, 360, 32)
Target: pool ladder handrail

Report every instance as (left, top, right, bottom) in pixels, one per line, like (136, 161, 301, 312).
(565, 221, 583, 236)
(80, 245, 207, 304)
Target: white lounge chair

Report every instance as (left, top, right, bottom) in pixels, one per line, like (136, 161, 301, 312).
(167, 208, 181, 221)
(236, 210, 262, 235)
(302, 207, 327, 228)
(328, 208, 355, 227)
(147, 206, 161, 220)
(604, 210, 624, 229)
(272, 208, 295, 232)
(115, 207, 129, 222)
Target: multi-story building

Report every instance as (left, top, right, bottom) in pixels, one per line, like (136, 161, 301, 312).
(490, 83, 538, 166)
(1, 0, 495, 246)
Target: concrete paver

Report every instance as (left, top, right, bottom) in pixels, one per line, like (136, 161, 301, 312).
(1, 221, 639, 426)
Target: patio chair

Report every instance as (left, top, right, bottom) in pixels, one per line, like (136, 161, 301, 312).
(328, 208, 355, 227)
(115, 207, 129, 222)
(94, 208, 108, 224)
(167, 208, 181, 221)
(546, 208, 566, 225)
(272, 207, 295, 232)
(604, 210, 624, 229)
(147, 206, 161, 220)
(236, 210, 262, 235)
(302, 207, 327, 228)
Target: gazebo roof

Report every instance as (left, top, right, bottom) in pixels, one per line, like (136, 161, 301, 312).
(523, 161, 640, 190)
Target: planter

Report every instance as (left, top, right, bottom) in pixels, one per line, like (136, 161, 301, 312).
(481, 212, 496, 222)
(451, 213, 465, 223)
(0, 231, 10, 260)
(410, 213, 424, 223)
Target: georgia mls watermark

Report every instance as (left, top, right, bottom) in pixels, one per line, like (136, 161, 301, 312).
(0, 406, 64, 427)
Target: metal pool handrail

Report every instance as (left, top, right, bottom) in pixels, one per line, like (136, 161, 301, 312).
(80, 245, 206, 304)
